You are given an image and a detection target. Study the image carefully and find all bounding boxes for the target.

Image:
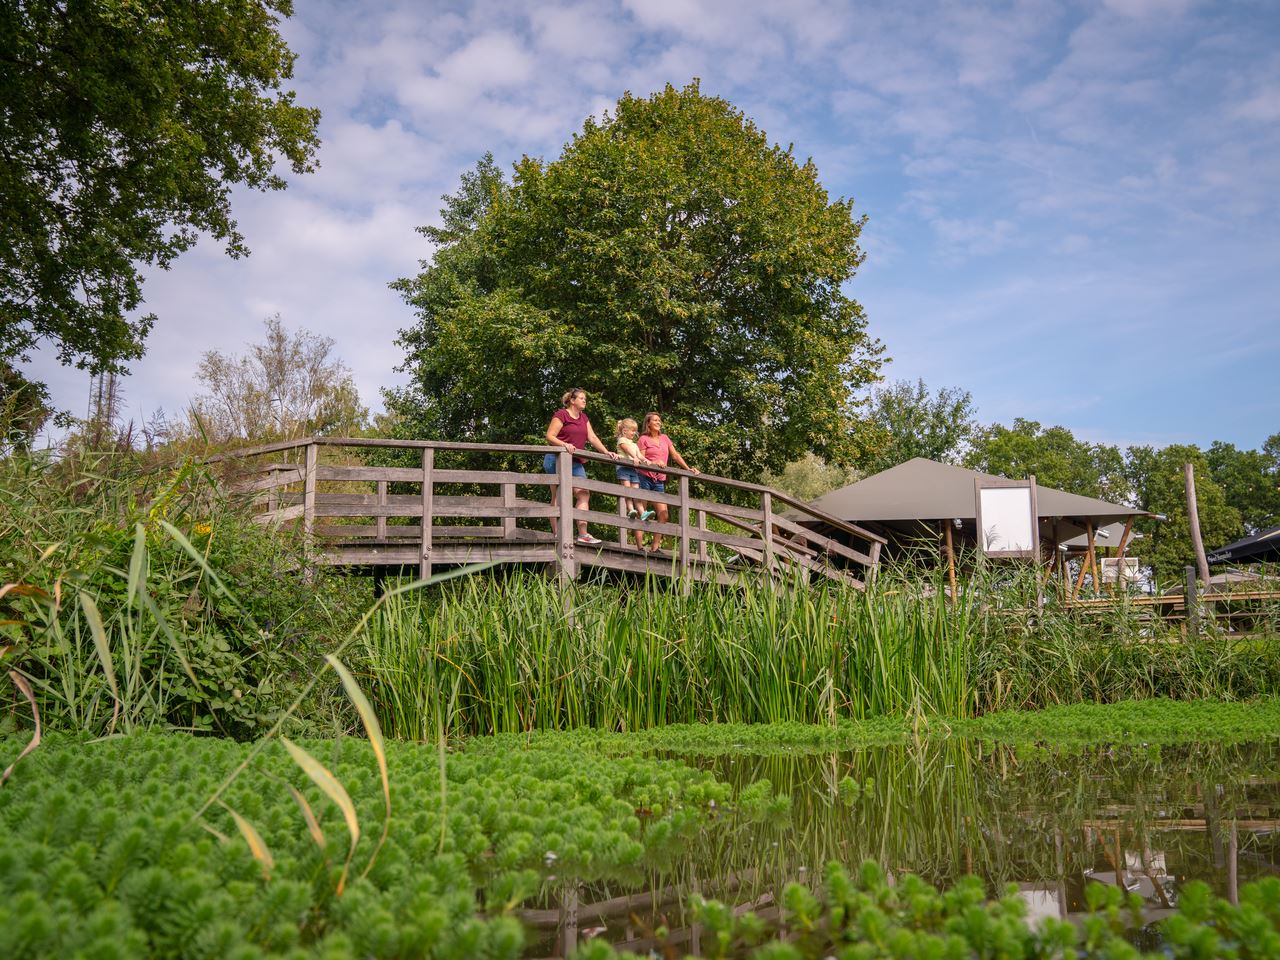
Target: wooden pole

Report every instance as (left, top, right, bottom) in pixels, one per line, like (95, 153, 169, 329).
(557, 451, 576, 583)
(302, 442, 318, 540)
(944, 520, 958, 601)
(419, 447, 433, 580)
(502, 482, 516, 541)
(1185, 564, 1199, 637)
(697, 509, 708, 562)
(376, 479, 387, 539)
(1086, 521, 1100, 598)
(761, 491, 775, 575)
(1185, 462, 1212, 586)
(1072, 523, 1092, 600)
(678, 474, 691, 591)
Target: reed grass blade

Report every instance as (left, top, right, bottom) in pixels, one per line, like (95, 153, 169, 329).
(220, 801, 274, 880)
(281, 736, 360, 894)
(326, 654, 390, 879)
(79, 593, 120, 735)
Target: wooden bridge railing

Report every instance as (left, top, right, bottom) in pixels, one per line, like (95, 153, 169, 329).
(211, 437, 885, 588)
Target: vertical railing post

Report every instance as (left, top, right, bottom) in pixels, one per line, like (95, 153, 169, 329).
(420, 447, 434, 580)
(302, 443, 318, 563)
(697, 509, 708, 562)
(761, 491, 775, 574)
(678, 474, 691, 590)
(617, 489, 629, 550)
(376, 479, 387, 539)
(557, 450, 576, 582)
(869, 540, 882, 585)
(501, 482, 516, 541)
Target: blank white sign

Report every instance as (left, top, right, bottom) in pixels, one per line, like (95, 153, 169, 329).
(978, 486, 1036, 554)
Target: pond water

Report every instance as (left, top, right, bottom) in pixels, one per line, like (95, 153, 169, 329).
(528, 738, 1280, 957)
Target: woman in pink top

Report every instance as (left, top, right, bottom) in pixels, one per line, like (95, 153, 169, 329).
(635, 412, 698, 553)
(543, 387, 617, 545)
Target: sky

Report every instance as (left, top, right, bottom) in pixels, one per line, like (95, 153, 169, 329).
(25, 0, 1280, 451)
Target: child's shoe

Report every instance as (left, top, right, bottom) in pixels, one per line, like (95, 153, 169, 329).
(639, 509, 656, 522)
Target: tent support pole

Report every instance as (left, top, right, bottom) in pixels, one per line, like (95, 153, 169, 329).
(944, 520, 957, 602)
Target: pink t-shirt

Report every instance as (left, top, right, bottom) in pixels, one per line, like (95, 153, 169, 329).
(551, 408, 591, 463)
(638, 433, 673, 481)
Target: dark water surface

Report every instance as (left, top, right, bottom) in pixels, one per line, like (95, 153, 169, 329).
(531, 738, 1280, 956)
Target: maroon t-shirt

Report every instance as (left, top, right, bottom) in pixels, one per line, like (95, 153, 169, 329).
(551, 408, 591, 463)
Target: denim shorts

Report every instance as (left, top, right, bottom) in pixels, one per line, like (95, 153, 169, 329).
(615, 465, 640, 484)
(638, 475, 665, 493)
(543, 453, 586, 478)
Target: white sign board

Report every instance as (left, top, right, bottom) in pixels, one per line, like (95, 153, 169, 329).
(975, 479, 1038, 558)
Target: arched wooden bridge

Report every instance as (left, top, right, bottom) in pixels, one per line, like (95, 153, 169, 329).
(214, 437, 884, 588)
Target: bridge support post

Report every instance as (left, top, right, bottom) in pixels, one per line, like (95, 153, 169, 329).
(556, 450, 576, 582)
(761, 491, 775, 576)
(303, 442, 317, 569)
(678, 475, 691, 593)
(420, 448, 434, 581)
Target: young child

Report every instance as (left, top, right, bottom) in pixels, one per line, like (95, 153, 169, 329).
(614, 418, 652, 547)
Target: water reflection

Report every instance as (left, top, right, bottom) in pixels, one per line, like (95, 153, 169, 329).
(529, 739, 1280, 956)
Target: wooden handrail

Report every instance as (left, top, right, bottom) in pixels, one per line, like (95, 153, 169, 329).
(213, 436, 883, 587)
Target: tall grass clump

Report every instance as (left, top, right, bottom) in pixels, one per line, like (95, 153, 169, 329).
(355, 567, 982, 738)
(356, 563, 1280, 738)
(1, 449, 364, 738)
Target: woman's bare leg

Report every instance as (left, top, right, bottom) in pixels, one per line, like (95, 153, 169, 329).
(651, 502, 669, 551)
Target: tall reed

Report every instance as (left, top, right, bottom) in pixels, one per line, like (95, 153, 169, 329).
(355, 565, 1280, 738)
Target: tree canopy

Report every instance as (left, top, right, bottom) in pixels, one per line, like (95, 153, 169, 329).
(389, 82, 882, 479)
(188, 316, 366, 443)
(857, 378, 977, 474)
(1125, 444, 1242, 585)
(965, 418, 1127, 502)
(0, 0, 320, 376)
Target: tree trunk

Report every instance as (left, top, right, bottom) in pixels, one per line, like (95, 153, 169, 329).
(1184, 462, 1211, 585)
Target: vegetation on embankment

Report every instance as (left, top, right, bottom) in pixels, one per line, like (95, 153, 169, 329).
(1, 451, 366, 739)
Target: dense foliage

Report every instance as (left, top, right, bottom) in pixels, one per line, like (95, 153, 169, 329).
(390, 82, 883, 479)
(858, 378, 977, 475)
(0, 733, 727, 959)
(5, 719, 1280, 958)
(1, 452, 362, 737)
(0, 0, 320, 378)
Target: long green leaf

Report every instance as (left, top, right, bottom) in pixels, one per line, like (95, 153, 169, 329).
(326, 655, 390, 880)
(79, 594, 120, 735)
(281, 736, 360, 894)
(156, 519, 240, 607)
(220, 802, 274, 880)
(126, 522, 146, 607)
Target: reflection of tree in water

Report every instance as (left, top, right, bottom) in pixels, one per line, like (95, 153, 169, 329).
(540, 740, 1280, 954)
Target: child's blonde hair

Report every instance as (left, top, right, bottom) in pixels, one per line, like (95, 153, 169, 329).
(615, 417, 638, 438)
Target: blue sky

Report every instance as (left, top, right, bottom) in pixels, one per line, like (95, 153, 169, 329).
(27, 0, 1280, 450)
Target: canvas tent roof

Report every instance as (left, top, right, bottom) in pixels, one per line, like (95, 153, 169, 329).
(1207, 525, 1280, 565)
(802, 458, 1145, 530)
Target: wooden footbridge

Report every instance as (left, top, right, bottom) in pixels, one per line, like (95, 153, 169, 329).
(214, 437, 884, 588)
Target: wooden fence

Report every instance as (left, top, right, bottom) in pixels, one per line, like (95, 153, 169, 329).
(213, 437, 885, 588)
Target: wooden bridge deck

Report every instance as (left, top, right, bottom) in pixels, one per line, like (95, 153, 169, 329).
(213, 437, 885, 588)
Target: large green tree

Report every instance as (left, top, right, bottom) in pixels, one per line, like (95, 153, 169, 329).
(1124, 444, 1242, 584)
(857, 378, 977, 474)
(389, 82, 883, 479)
(0, 0, 320, 376)
(965, 418, 1126, 501)
(1206, 440, 1280, 533)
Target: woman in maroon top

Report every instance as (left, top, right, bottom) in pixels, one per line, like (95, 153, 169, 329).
(544, 388, 616, 544)
(635, 412, 698, 553)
